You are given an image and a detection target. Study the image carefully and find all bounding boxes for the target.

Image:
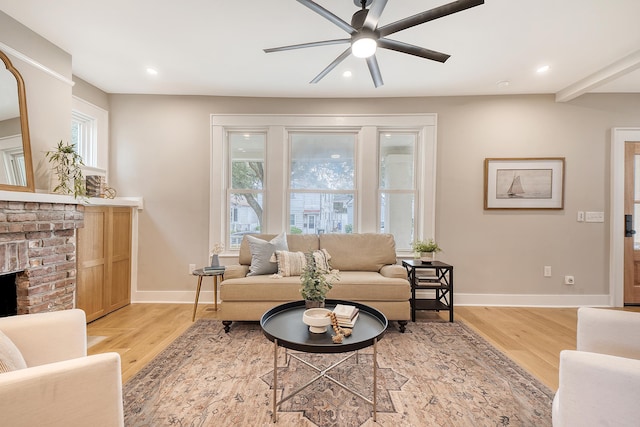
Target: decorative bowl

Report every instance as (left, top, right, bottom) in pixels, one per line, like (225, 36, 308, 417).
(302, 308, 332, 333)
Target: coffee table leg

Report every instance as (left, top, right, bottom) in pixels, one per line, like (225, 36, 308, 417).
(373, 338, 377, 422)
(273, 339, 278, 423)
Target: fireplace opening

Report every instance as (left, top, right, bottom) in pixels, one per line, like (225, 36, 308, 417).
(0, 273, 18, 317)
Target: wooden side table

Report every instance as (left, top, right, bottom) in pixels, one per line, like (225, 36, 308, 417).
(191, 268, 224, 321)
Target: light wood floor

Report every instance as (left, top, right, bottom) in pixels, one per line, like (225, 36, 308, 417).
(86, 303, 639, 390)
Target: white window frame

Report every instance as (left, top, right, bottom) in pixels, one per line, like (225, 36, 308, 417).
(72, 96, 108, 177)
(210, 114, 437, 256)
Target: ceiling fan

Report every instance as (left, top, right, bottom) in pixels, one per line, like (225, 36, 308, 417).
(264, 0, 484, 88)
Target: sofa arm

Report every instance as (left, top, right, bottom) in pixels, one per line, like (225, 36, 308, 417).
(0, 352, 124, 427)
(577, 307, 640, 359)
(0, 309, 87, 366)
(379, 264, 407, 280)
(223, 264, 249, 280)
(553, 350, 640, 427)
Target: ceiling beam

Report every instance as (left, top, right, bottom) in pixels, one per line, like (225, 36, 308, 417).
(555, 49, 640, 102)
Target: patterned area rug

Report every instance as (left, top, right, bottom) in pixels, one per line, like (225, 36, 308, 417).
(123, 320, 554, 426)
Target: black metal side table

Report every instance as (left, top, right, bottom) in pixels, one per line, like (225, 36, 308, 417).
(260, 300, 387, 423)
(402, 260, 454, 322)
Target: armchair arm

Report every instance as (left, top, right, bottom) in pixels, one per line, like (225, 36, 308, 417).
(223, 264, 249, 280)
(0, 309, 87, 366)
(379, 264, 408, 280)
(577, 307, 640, 359)
(0, 352, 124, 427)
(553, 350, 640, 427)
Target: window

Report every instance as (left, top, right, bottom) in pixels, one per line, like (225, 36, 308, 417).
(379, 133, 417, 248)
(71, 96, 108, 174)
(228, 132, 265, 249)
(290, 133, 355, 234)
(210, 114, 436, 254)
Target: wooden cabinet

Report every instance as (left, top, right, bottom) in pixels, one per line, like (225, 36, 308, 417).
(77, 206, 132, 322)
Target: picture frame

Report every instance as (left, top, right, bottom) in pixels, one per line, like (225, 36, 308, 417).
(484, 157, 565, 210)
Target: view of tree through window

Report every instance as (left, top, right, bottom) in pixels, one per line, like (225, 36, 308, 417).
(229, 132, 265, 248)
(290, 133, 355, 234)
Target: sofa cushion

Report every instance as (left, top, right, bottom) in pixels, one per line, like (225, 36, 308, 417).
(320, 233, 397, 272)
(0, 330, 27, 373)
(239, 234, 320, 265)
(220, 271, 410, 302)
(273, 251, 307, 277)
(246, 233, 289, 276)
(272, 249, 333, 277)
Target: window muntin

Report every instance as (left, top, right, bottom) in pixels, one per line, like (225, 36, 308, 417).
(71, 110, 97, 167)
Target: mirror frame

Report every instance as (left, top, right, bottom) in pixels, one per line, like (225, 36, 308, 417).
(0, 50, 35, 192)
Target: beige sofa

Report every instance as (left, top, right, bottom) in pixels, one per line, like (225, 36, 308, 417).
(220, 233, 411, 333)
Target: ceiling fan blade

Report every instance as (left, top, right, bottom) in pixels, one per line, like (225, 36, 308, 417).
(264, 39, 350, 53)
(378, 0, 484, 38)
(297, 0, 356, 34)
(366, 55, 384, 88)
(378, 38, 450, 62)
(363, 0, 389, 30)
(310, 48, 352, 84)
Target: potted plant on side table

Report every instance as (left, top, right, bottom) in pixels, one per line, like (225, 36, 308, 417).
(412, 238, 442, 263)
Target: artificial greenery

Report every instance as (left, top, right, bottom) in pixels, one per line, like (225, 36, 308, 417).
(46, 140, 86, 199)
(411, 238, 442, 253)
(300, 252, 336, 302)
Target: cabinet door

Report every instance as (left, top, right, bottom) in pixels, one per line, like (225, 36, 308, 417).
(77, 206, 132, 322)
(107, 207, 132, 312)
(77, 207, 108, 322)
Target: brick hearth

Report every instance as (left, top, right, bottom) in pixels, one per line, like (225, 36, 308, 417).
(0, 201, 84, 314)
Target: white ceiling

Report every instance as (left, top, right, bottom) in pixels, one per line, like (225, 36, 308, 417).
(1, 0, 640, 100)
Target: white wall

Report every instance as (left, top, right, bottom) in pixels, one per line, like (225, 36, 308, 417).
(108, 94, 640, 305)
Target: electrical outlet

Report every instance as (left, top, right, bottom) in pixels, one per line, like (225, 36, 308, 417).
(544, 266, 552, 277)
(189, 263, 196, 274)
(564, 275, 575, 285)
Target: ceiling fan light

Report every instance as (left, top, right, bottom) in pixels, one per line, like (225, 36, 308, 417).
(352, 37, 377, 58)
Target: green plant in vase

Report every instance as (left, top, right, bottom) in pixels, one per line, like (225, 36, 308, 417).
(300, 252, 337, 308)
(46, 140, 86, 199)
(411, 238, 442, 263)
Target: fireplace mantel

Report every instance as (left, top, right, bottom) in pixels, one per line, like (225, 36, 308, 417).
(0, 190, 143, 209)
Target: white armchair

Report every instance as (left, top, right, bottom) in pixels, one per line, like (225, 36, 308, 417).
(0, 309, 124, 427)
(553, 307, 640, 427)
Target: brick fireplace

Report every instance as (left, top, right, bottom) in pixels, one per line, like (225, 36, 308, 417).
(0, 200, 84, 314)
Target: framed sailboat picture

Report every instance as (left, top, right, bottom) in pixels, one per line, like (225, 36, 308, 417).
(484, 157, 565, 209)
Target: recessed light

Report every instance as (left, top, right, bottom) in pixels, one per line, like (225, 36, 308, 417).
(146, 67, 158, 76)
(496, 80, 511, 88)
(536, 65, 550, 74)
(343, 71, 352, 78)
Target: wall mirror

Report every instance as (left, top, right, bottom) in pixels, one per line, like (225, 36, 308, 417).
(0, 50, 34, 192)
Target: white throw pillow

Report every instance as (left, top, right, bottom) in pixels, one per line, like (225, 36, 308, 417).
(0, 330, 27, 373)
(246, 232, 289, 276)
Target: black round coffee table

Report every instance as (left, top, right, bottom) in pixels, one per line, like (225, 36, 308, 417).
(260, 299, 388, 423)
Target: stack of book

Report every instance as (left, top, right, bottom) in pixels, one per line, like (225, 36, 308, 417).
(203, 265, 225, 273)
(333, 304, 359, 328)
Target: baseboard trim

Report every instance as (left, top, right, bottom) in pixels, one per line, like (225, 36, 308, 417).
(131, 290, 216, 304)
(454, 293, 611, 307)
(132, 290, 611, 307)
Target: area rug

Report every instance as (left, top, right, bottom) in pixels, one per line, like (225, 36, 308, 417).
(123, 320, 554, 427)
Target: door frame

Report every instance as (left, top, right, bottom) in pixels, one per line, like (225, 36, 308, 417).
(611, 128, 640, 306)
